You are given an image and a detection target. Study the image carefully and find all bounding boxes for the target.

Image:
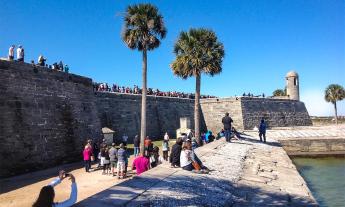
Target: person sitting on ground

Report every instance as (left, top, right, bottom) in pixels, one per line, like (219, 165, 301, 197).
(180, 141, 209, 173)
(132, 153, 150, 175)
(231, 127, 241, 140)
(109, 143, 117, 176)
(170, 137, 183, 168)
(8, 45, 15, 61)
(259, 119, 267, 143)
(32, 170, 77, 207)
(162, 139, 169, 161)
(117, 143, 127, 179)
(217, 129, 225, 140)
(150, 146, 163, 168)
(38, 55, 46, 66)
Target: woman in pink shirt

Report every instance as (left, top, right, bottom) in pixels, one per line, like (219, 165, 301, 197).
(83, 146, 92, 172)
(132, 154, 150, 175)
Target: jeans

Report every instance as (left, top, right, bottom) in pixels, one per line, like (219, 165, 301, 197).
(224, 129, 231, 142)
(84, 160, 91, 172)
(259, 132, 266, 142)
(134, 147, 140, 157)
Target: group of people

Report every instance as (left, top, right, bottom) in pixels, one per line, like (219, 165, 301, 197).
(8, 45, 24, 62)
(6, 45, 70, 73)
(242, 92, 265, 98)
(93, 82, 217, 99)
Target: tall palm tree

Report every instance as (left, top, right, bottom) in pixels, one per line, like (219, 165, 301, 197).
(325, 84, 345, 124)
(171, 28, 225, 144)
(122, 4, 166, 153)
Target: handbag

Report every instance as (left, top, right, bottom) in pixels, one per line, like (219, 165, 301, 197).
(192, 161, 201, 171)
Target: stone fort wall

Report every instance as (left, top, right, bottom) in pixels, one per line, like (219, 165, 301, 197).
(0, 61, 102, 177)
(0, 60, 311, 177)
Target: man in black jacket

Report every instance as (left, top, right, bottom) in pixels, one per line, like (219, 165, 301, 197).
(170, 137, 183, 167)
(222, 112, 233, 142)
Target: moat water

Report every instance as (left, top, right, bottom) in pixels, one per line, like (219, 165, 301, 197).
(292, 157, 345, 207)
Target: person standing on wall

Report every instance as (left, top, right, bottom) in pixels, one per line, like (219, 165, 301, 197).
(222, 112, 233, 142)
(8, 45, 15, 60)
(259, 119, 267, 143)
(17, 45, 24, 62)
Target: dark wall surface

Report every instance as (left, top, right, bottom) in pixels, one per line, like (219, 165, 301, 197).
(0, 60, 102, 177)
(95, 92, 197, 143)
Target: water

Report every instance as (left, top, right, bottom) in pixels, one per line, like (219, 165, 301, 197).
(292, 157, 345, 207)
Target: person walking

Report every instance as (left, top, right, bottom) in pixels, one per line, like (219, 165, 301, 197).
(109, 143, 117, 176)
(17, 45, 24, 62)
(162, 139, 169, 161)
(8, 45, 15, 60)
(259, 119, 267, 143)
(133, 135, 140, 157)
(222, 112, 233, 142)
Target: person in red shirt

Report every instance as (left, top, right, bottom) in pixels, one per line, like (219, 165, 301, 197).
(132, 154, 150, 175)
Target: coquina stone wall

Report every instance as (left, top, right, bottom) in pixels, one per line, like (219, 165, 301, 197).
(95, 92, 200, 142)
(0, 60, 312, 177)
(241, 97, 312, 129)
(200, 98, 244, 133)
(0, 60, 102, 177)
(199, 97, 312, 131)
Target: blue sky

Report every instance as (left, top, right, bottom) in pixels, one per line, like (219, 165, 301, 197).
(0, 0, 344, 116)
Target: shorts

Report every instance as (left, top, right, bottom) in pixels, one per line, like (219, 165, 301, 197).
(117, 161, 125, 172)
(101, 157, 110, 166)
(111, 161, 117, 168)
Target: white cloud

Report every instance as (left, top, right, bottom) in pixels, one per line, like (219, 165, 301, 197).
(301, 89, 345, 116)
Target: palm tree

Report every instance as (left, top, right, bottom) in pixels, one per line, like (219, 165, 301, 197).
(273, 89, 286, 97)
(171, 28, 225, 144)
(122, 4, 166, 153)
(325, 84, 345, 124)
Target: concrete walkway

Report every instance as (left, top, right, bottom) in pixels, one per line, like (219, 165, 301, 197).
(75, 136, 317, 206)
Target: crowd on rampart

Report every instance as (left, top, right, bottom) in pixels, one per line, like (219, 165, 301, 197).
(4, 45, 70, 73)
(93, 82, 217, 99)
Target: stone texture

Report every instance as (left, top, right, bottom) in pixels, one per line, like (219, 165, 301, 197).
(0, 60, 102, 178)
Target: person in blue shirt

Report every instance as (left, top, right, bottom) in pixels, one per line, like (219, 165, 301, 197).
(259, 119, 267, 143)
(32, 170, 77, 207)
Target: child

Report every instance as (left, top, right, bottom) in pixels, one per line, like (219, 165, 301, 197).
(117, 143, 127, 179)
(162, 140, 169, 161)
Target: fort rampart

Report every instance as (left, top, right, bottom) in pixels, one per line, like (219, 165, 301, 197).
(0, 60, 312, 177)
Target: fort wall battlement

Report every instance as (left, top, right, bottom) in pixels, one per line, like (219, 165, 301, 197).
(0, 60, 311, 177)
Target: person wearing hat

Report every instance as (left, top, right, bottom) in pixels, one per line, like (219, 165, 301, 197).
(8, 45, 15, 60)
(16, 45, 24, 62)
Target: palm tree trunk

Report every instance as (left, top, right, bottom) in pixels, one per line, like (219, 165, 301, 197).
(195, 73, 201, 145)
(140, 49, 147, 154)
(334, 101, 338, 125)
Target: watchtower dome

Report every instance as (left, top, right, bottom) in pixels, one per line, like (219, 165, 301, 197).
(286, 71, 299, 101)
